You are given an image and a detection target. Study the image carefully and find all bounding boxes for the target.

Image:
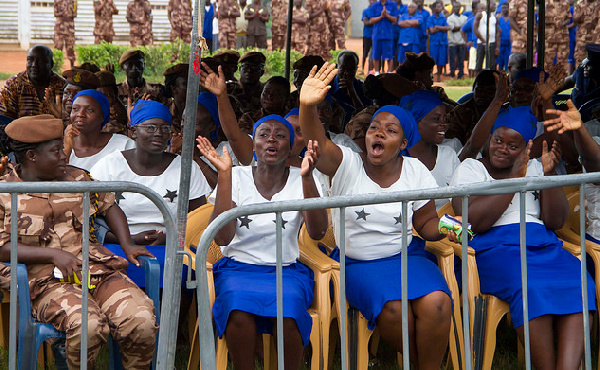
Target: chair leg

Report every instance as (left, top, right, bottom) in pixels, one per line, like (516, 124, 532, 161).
(216, 336, 229, 370)
(187, 318, 201, 370)
(309, 310, 322, 369)
(481, 297, 510, 370)
(356, 312, 374, 370)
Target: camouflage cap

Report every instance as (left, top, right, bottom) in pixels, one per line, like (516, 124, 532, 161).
(201, 57, 222, 73)
(5, 114, 64, 143)
(213, 50, 240, 65)
(293, 55, 325, 71)
(62, 69, 101, 89)
(239, 51, 266, 65)
(95, 70, 117, 87)
(163, 63, 189, 77)
(119, 49, 145, 66)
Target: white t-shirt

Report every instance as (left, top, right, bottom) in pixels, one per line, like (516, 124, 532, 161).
(69, 134, 135, 171)
(331, 132, 362, 153)
(430, 145, 461, 210)
(90, 151, 211, 234)
(449, 158, 544, 227)
(477, 11, 496, 45)
(584, 136, 600, 239)
(330, 146, 439, 260)
(440, 137, 463, 154)
(208, 166, 323, 265)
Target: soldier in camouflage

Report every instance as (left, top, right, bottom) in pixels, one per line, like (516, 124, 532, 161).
(509, 0, 535, 54)
(245, 1, 270, 48)
(291, 0, 310, 53)
(219, 0, 241, 49)
(168, 0, 193, 43)
(126, 0, 153, 47)
(271, 0, 289, 50)
(573, 0, 598, 65)
(94, 0, 119, 44)
(307, 0, 331, 60)
(545, 0, 571, 72)
(117, 50, 164, 107)
(0, 115, 158, 369)
(54, 0, 77, 68)
(327, 0, 351, 49)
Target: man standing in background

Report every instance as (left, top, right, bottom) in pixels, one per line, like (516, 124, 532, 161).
(54, 0, 77, 68)
(447, 1, 467, 78)
(168, 0, 193, 43)
(328, 0, 352, 50)
(94, 0, 118, 44)
(126, 0, 153, 46)
(245, 1, 269, 48)
(218, 0, 240, 49)
(236, 0, 248, 48)
(307, 0, 331, 60)
(271, 0, 288, 50)
(291, 0, 310, 53)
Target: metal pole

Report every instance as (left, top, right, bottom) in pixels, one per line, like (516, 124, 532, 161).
(519, 192, 531, 370)
(339, 207, 348, 370)
(284, 0, 294, 80)
(580, 186, 592, 369)
(526, 0, 534, 67)
(461, 196, 472, 370)
(81, 192, 90, 369)
(485, 0, 491, 69)
(401, 201, 410, 368)
(276, 212, 285, 369)
(157, 0, 205, 365)
(538, 0, 545, 68)
(8, 193, 18, 370)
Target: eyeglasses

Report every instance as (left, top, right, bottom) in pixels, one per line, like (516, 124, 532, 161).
(137, 124, 172, 134)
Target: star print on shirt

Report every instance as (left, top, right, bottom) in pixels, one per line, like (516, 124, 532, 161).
(239, 215, 253, 229)
(394, 213, 403, 225)
(163, 189, 178, 202)
(115, 192, 125, 204)
(532, 190, 540, 201)
(273, 218, 288, 229)
(355, 208, 370, 221)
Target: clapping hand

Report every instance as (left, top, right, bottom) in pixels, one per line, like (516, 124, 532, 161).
(301, 140, 320, 177)
(45, 88, 62, 119)
(543, 99, 582, 134)
(540, 140, 561, 175)
(196, 135, 233, 173)
(299, 63, 338, 106)
(537, 63, 566, 102)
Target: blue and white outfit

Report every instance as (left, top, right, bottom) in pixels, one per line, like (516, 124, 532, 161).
(208, 166, 321, 345)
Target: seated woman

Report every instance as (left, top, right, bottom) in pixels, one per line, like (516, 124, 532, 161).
(400, 89, 460, 210)
(198, 114, 328, 369)
(65, 90, 135, 171)
(450, 106, 596, 370)
(90, 100, 211, 286)
(0, 115, 157, 369)
(299, 63, 456, 369)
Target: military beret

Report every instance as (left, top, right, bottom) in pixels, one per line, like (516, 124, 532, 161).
(379, 73, 418, 99)
(404, 52, 435, 70)
(213, 50, 240, 65)
(293, 55, 325, 71)
(163, 63, 189, 77)
(62, 69, 101, 89)
(201, 57, 222, 73)
(5, 114, 64, 143)
(239, 51, 266, 65)
(95, 70, 117, 87)
(586, 44, 600, 63)
(119, 49, 145, 65)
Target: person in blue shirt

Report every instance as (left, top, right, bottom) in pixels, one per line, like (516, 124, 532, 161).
(427, 1, 450, 82)
(393, 0, 408, 69)
(567, 0, 576, 75)
(331, 51, 372, 126)
(462, 0, 478, 18)
(368, 0, 400, 74)
(362, 0, 377, 74)
(203, 1, 216, 52)
(415, 0, 430, 52)
(497, 1, 511, 71)
(397, 2, 422, 63)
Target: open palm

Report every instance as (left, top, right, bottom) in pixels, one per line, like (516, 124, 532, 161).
(196, 135, 232, 172)
(299, 63, 338, 106)
(199, 63, 226, 97)
(543, 99, 582, 134)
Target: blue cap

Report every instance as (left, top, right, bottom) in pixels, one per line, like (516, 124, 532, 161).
(372, 105, 421, 150)
(399, 90, 444, 123)
(73, 90, 110, 128)
(130, 100, 172, 127)
(198, 92, 220, 141)
(491, 106, 538, 142)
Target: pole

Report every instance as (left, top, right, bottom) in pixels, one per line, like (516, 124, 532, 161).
(537, 0, 545, 68)
(526, 0, 534, 67)
(284, 0, 294, 80)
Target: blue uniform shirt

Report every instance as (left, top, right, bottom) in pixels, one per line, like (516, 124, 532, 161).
(203, 3, 215, 38)
(568, 6, 576, 41)
(363, 7, 374, 38)
(394, 3, 408, 41)
(427, 13, 448, 45)
(498, 15, 511, 45)
(398, 13, 421, 44)
(369, 1, 400, 41)
(462, 16, 477, 47)
(417, 8, 430, 37)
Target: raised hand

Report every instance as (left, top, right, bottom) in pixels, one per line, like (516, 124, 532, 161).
(301, 140, 320, 177)
(45, 88, 62, 119)
(299, 63, 338, 106)
(196, 135, 233, 173)
(541, 140, 561, 175)
(493, 71, 509, 103)
(537, 63, 566, 101)
(510, 140, 533, 178)
(543, 99, 582, 134)
(169, 132, 183, 154)
(199, 63, 227, 97)
(63, 124, 80, 156)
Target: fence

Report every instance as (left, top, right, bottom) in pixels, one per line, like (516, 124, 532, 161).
(1, 181, 176, 370)
(189, 172, 600, 370)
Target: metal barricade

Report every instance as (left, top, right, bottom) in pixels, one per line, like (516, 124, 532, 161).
(2, 181, 176, 370)
(188, 172, 600, 370)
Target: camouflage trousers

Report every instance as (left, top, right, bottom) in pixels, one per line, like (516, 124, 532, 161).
(329, 18, 346, 49)
(170, 27, 192, 43)
(95, 34, 114, 44)
(575, 33, 595, 65)
(32, 270, 158, 369)
(307, 30, 330, 61)
(271, 21, 287, 50)
(545, 41, 569, 71)
(218, 18, 237, 49)
(54, 32, 75, 60)
(130, 26, 153, 46)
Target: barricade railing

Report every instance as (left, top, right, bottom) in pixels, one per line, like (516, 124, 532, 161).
(191, 172, 600, 370)
(1, 181, 176, 370)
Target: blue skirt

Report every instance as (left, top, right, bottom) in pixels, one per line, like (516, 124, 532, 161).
(470, 223, 596, 328)
(331, 237, 451, 330)
(212, 257, 314, 346)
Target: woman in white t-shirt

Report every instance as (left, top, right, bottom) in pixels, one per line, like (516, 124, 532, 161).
(91, 100, 211, 286)
(64, 90, 135, 171)
(198, 115, 327, 370)
(450, 105, 595, 370)
(299, 63, 457, 369)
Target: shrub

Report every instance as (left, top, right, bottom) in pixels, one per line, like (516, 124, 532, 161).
(52, 49, 64, 73)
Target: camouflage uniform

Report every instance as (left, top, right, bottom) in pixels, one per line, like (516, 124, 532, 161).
(509, 0, 534, 54)
(54, 0, 77, 64)
(218, 0, 240, 49)
(545, 0, 570, 71)
(94, 0, 118, 44)
(0, 166, 158, 369)
(306, 0, 330, 60)
(291, 6, 310, 53)
(230, 80, 264, 115)
(574, 0, 598, 64)
(168, 0, 193, 43)
(245, 4, 269, 48)
(127, 0, 153, 47)
(117, 79, 164, 108)
(271, 0, 289, 50)
(327, 0, 350, 49)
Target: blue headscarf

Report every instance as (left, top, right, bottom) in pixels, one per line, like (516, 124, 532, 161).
(399, 90, 444, 123)
(197, 92, 220, 141)
(371, 105, 421, 150)
(284, 108, 299, 119)
(514, 67, 548, 83)
(130, 100, 172, 127)
(252, 115, 295, 148)
(491, 106, 538, 142)
(73, 90, 110, 127)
